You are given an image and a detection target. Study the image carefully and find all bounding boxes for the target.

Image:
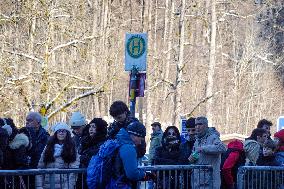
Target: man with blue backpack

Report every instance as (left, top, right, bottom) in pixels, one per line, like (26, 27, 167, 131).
(87, 121, 156, 189)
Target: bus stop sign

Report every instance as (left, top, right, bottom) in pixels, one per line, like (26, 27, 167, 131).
(125, 33, 147, 71)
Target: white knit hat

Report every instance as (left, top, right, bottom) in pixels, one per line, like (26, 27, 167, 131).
(53, 122, 71, 133)
(69, 111, 86, 128)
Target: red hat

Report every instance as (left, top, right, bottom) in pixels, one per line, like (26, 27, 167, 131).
(274, 129, 284, 142)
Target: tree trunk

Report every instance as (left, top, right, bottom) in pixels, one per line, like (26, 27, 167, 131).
(206, 0, 217, 125)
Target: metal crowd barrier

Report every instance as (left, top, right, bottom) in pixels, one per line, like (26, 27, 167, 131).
(0, 165, 213, 189)
(237, 166, 284, 189)
(138, 165, 213, 189)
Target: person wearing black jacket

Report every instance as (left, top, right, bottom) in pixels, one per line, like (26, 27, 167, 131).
(79, 118, 108, 168)
(76, 118, 108, 188)
(179, 117, 196, 164)
(154, 126, 183, 189)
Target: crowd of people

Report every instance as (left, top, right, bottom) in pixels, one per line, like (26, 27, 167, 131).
(0, 100, 283, 189)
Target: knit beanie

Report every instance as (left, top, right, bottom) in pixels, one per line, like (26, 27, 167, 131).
(69, 111, 86, 128)
(127, 122, 146, 137)
(53, 122, 71, 133)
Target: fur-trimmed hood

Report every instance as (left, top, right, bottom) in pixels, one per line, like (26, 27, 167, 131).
(9, 133, 29, 149)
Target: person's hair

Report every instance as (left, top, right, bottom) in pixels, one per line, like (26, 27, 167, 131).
(82, 118, 108, 138)
(186, 117, 196, 128)
(43, 130, 76, 164)
(0, 118, 18, 141)
(151, 122, 161, 129)
(247, 128, 267, 141)
(109, 101, 130, 117)
(27, 112, 42, 123)
(257, 119, 272, 128)
(264, 139, 276, 150)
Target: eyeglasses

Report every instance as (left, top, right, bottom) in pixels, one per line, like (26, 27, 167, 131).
(57, 129, 67, 133)
(195, 123, 204, 126)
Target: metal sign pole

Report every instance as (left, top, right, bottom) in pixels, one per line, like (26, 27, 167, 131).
(129, 67, 138, 117)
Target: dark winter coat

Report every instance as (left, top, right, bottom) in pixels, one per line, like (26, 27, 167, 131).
(28, 126, 49, 168)
(153, 126, 182, 165)
(79, 135, 106, 168)
(5, 133, 30, 170)
(153, 126, 183, 189)
(72, 133, 81, 151)
(179, 136, 195, 164)
(0, 128, 8, 169)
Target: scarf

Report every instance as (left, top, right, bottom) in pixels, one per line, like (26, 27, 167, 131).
(54, 144, 64, 157)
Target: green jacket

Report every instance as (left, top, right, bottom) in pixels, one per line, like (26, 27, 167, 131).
(148, 130, 163, 165)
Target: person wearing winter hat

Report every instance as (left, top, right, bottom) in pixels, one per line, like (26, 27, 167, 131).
(110, 121, 155, 188)
(69, 111, 87, 149)
(274, 129, 284, 165)
(36, 122, 79, 189)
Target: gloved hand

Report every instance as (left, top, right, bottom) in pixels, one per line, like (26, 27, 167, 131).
(143, 172, 157, 181)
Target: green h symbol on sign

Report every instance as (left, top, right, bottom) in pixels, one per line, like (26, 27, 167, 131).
(131, 38, 141, 54)
(127, 36, 145, 59)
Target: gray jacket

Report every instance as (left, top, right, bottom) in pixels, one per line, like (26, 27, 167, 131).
(148, 130, 163, 165)
(191, 128, 226, 189)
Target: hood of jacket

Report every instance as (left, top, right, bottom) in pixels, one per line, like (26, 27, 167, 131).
(9, 133, 29, 149)
(196, 127, 220, 140)
(228, 139, 244, 151)
(116, 128, 135, 146)
(208, 127, 220, 137)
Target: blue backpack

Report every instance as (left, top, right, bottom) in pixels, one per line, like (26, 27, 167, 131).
(87, 139, 121, 189)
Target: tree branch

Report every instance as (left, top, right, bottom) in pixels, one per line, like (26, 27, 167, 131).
(182, 90, 221, 117)
(3, 49, 43, 63)
(47, 36, 96, 55)
(47, 88, 104, 120)
(51, 71, 93, 84)
(45, 83, 72, 111)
